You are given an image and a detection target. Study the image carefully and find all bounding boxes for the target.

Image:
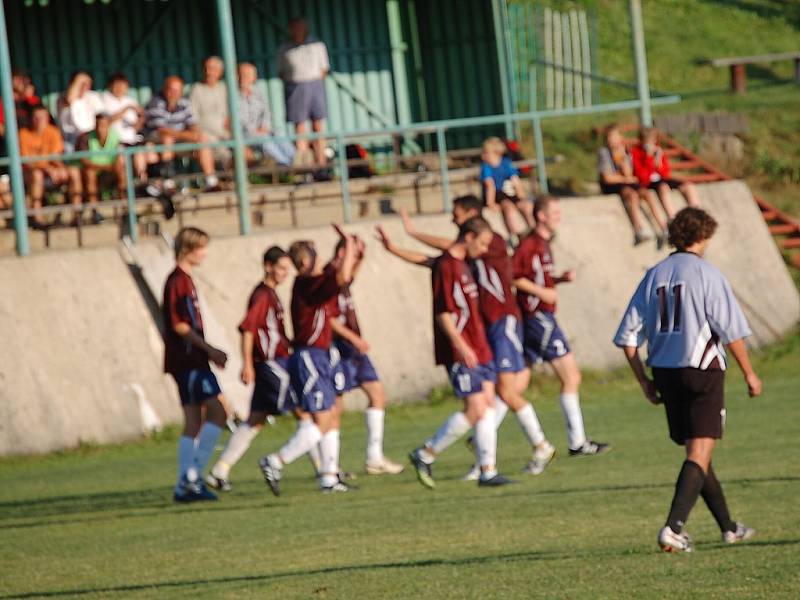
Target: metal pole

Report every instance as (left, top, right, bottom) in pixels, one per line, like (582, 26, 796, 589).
(491, 0, 514, 138)
(215, 0, 251, 235)
(628, 0, 652, 126)
(532, 116, 548, 193)
(124, 152, 137, 243)
(437, 127, 451, 213)
(337, 135, 351, 223)
(386, 0, 412, 153)
(0, 3, 29, 256)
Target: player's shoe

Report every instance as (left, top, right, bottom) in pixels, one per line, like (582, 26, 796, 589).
(658, 526, 693, 553)
(409, 448, 435, 490)
(478, 473, 514, 487)
(365, 457, 405, 475)
(523, 442, 556, 475)
(320, 480, 351, 493)
(258, 455, 282, 497)
(461, 463, 481, 481)
(722, 522, 755, 544)
(569, 439, 610, 457)
(174, 469, 218, 503)
(205, 473, 232, 492)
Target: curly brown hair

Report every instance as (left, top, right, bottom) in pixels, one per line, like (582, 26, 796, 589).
(668, 207, 717, 251)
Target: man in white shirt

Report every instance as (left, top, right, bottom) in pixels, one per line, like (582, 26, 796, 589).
(58, 71, 104, 153)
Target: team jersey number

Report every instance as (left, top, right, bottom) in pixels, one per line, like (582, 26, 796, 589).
(657, 284, 683, 333)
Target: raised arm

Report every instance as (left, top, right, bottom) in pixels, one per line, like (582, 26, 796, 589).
(376, 225, 435, 267)
(332, 224, 356, 287)
(400, 208, 452, 251)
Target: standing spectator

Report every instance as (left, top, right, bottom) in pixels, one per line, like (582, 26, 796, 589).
(277, 16, 330, 175)
(75, 112, 125, 223)
(189, 56, 230, 162)
(57, 71, 104, 153)
(19, 104, 82, 227)
(144, 76, 220, 193)
(238, 62, 295, 167)
(480, 136, 534, 238)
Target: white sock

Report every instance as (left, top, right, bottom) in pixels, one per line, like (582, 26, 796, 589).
(212, 423, 258, 479)
(515, 403, 546, 447)
(474, 408, 497, 471)
(308, 439, 322, 474)
(494, 396, 510, 429)
(205, 174, 219, 187)
(559, 393, 587, 450)
(319, 429, 341, 476)
(365, 408, 385, 465)
(175, 435, 195, 492)
(278, 420, 322, 465)
(426, 411, 471, 455)
(193, 423, 223, 475)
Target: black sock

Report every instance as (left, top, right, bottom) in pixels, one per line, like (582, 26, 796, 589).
(666, 460, 706, 533)
(701, 464, 736, 533)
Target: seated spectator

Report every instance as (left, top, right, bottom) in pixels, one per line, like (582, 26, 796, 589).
(19, 104, 82, 228)
(57, 71, 104, 153)
(632, 127, 700, 231)
(75, 112, 126, 224)
(0, 173, 11, 220)
(598, 123, 667, 246)
(238, 62, 295, 167)
(144, 76, 220, 192)
(189, 56, 230, 162)
(9, 69, 41, 130)
(480, 136, 534, 237)
(100, 72, 158, 182)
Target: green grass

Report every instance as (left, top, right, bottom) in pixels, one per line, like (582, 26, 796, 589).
(1, 330, 799, 599)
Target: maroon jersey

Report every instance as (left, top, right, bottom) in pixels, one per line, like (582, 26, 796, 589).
(292, 264, 341, 349)
(329, 286, 361, 336)
(238, 283, 291, 362)
(470, 232, 521, 324)
(432, 251, 493, 366)
(512, 231, 556, 316)
(162, 267, 209, 375)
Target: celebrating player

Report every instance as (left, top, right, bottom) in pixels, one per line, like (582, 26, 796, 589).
(163, 227, 229, 502)
(614, 207, 761, 553)
(513, 195, 609, 456)
(206, 246, 294, 492)
(258, 225, 356, 495)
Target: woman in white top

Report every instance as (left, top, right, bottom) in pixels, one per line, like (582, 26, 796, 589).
(57, 71, 104, 153)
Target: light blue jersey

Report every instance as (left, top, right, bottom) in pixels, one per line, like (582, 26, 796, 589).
(614, 252, 751, 370)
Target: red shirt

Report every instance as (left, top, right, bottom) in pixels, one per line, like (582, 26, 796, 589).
(291, 264, 341, 349)
(432, 251, 493, 366)
(513, 231, 556, 316)
(238, 282, 290, 362)
(631, 143, 671, 187)
(162, 267, 209, 374)
(330, 285, 361, 337)
(470, 232, 521, 325)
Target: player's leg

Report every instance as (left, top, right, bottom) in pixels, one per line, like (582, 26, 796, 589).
(192, 394, 226, 479)
(701, 463, 754, 543)
(207, 410, 268, 491)
(360, 357, 404, 475)
(175, 403, 202, 498)
(498, 370, 554, 474)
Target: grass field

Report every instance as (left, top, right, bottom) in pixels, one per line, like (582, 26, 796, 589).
(1, 330, 798, 599)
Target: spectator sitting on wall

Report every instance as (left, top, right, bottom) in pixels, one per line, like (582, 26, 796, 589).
(189, 56, 231, 163)
(277, 15, 330, 178)
(480, 136, 534, 238)
(57, 71, 104, 153)
(144, 75, 221, 193)
(75, 112, 126, 224)
(101, 72, 158, 183)
(238, 62, 295, 167)
(19, 104, 82, 228)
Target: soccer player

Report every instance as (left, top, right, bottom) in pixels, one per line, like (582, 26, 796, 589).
(379, 217, 511, 488)
(614, 207, 761, 553)
(400, 198, 555, 478)
(163, 227, 229, 502)
(259, 225, 356, 495)
(513, 195, 609, 456)
(328, 239, 405, 475)
(206, 246, 294, 492)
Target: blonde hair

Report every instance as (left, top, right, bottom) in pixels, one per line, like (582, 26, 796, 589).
(174, 227, 209, 260)
(482, 136, 506, 156)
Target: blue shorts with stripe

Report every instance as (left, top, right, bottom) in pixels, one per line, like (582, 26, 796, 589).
(288, 347, 344, 414)
(523, 312, 571, 364)
(333, 339, 380, 392)
(251, 358, 296, 416)
(172, 368, 221, 406)
(487, 315, 526, 373)
(448, 362, 497, 398)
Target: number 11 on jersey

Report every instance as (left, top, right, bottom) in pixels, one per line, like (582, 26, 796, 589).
(657, 284, 683, 333)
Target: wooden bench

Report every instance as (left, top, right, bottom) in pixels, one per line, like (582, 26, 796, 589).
(707, 51, 800, 94)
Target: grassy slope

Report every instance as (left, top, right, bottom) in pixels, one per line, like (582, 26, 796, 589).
(1, 330, 798, 599)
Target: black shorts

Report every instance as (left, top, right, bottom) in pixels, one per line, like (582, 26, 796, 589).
(646, 178, 683, 191)
(483, 189, 521, 206)
(652, 367, 725, 445)
(250, 359, 295, 416)
(599, 181, 636, 196)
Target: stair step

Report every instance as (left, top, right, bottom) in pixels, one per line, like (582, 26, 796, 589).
(682, 173, 725, 183)
(781, 238, 800, 249)
(760, 209, 778, 220)
(671, 160, 702, 170)
(792, 254, 800, 269)
(769, 224, 799, 235)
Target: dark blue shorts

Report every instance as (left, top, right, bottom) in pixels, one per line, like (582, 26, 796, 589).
(448, 362, 497, 399)
(251, 358, 296, 416)
(289, 347, 341, 413)
(172, 368, 221, 406)
(333, 339, 380, 392)
(487, 315, 526, 373)
(523, 312, 571, 364)
(285, 79, 327, 123)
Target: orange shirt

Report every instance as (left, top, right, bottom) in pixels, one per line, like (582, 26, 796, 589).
(19, 125, 64, 169)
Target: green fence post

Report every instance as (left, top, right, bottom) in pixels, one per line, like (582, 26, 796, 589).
(491, 0, 514, 138)
(124, 152, 138, 243)
(386, 0, 412, 152)
(628, 0, 652, 126)
(0, 2, 29, 256)
(532, 116, 548, 193)
(437, 127, 451, 213)
(337, 135, 352, 223)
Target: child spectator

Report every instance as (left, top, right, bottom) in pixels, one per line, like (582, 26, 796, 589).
(480, 136, 534, 238)
(57, 71, 104, 153)
(75, 112, 125, 223)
